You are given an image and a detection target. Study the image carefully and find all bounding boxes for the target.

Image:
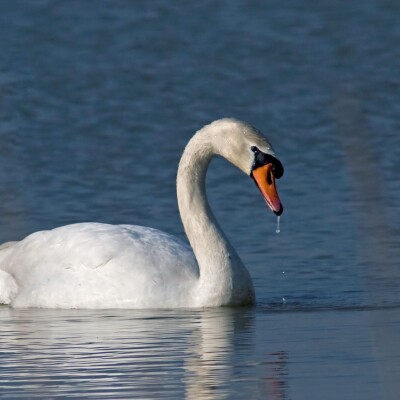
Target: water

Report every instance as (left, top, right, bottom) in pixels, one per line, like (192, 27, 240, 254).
(1, 307, 398, 400)
(0, 0, 399, 398)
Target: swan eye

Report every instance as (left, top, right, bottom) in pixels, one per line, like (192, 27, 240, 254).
(251, 146, 259, 154)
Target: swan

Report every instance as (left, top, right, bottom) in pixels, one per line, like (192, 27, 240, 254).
(0, 118, 284, 308)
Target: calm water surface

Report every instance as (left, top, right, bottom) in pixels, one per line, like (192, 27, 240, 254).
(1, 307, 399, 399)
(0, 1, 399, 399)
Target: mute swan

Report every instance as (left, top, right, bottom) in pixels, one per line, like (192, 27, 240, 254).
(0, 118, 283, 308)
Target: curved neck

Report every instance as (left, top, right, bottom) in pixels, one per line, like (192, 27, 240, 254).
(176, 127, 254, 306)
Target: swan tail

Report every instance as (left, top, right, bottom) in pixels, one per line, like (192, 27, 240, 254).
(0, 241, 19, 304)
(0, 269, 18, 305)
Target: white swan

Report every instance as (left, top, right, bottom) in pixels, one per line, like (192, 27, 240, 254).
(0, 118, 284, 309)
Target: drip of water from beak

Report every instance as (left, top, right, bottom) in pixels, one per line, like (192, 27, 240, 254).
(276, 215, 281, 234)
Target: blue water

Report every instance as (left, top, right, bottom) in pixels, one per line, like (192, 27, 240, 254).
(0, 1, 399, 398)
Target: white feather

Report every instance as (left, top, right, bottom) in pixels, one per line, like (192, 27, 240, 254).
(0, 119, 279, 308)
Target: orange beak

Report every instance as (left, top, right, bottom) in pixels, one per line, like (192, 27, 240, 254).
(252, 163, 283, 215)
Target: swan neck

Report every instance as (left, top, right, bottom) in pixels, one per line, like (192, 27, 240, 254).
(176, 127, 254, 306)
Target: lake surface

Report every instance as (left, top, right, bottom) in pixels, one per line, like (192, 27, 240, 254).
(0, 0, 399, 399)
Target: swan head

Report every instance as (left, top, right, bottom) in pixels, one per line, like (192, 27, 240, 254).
(209, 118, 284, 216)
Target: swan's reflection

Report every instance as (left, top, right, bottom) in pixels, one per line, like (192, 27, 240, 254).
(0, 307, 288, 399)
(184, 308, 239, 400)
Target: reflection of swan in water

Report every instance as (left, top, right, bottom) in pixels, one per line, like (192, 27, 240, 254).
(0, 308, 247, 398)
(0, 119, 284, 309)
(184, 310, 289, 400)
(184, 309, 241, 399)
(0, 308, 288, 399)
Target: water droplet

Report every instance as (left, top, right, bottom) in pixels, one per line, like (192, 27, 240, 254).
(282, 297, 286, 304)
(276, 215, 281, 234)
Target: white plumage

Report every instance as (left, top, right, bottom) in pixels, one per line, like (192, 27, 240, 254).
(0, 119, 283, 308)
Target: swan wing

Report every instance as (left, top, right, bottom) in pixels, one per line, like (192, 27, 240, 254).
(0, 223, 198, 308)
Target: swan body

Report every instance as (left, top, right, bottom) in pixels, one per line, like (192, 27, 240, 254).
(0, 118, 284, 308)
